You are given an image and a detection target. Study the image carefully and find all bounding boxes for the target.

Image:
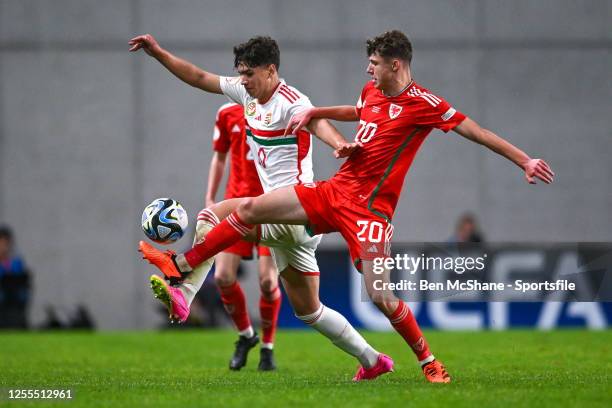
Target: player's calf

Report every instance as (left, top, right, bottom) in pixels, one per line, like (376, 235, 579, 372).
(296, 304, 382, 374)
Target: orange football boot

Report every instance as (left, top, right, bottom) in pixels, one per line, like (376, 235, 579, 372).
(138, 241, 183, 279)
(422, 360, 451, 383)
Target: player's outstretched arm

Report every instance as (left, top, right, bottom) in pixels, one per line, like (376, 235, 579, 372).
(453, 118, 555, 184)
(306, 118, 362, 159)
(285, 106, 358, 136)
(129, 34, 222, 94)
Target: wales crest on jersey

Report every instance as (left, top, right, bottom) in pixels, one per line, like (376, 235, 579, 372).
(389, 103, 402, 119)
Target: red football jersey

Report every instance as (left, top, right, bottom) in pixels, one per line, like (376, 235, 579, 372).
(212, 103, 264, 199)
(330, 80, 466, 220)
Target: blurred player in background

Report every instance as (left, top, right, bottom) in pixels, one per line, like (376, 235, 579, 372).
(131, 34, 393, 381)
(137, 30, 554, 383)
(204, 102, 279, 371)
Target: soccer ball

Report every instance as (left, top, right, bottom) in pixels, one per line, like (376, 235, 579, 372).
(141, 198, 188, 244)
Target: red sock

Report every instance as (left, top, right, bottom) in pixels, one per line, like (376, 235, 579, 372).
(389, 300, 431, 362)
(218, 281, 251, 332)
(184, 212, 253, 268)
(259, 287, 281, 345)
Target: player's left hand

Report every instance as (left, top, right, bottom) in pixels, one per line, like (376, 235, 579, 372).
(284, 108, 315, 136)
(334, 141, 363, 159)
(523, 159, 554, 184)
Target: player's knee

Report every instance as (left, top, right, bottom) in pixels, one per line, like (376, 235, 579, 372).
(372, 298, 396, 317)
(214, 270, 236, 288)
(294, 303, 320, 319)
(287, 291, 320, 317)
(259, 276, 277, 294)
(236, 197, 258, 224)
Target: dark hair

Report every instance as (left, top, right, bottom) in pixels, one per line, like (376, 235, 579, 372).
(233, 36, 280, 70)
(0, 225, 13, 241)
(366, 30, 412, 64)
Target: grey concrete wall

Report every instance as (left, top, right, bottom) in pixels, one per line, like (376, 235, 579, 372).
(1, 0, 611, 329)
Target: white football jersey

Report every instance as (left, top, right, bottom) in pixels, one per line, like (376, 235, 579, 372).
(220, 77, 314, 193)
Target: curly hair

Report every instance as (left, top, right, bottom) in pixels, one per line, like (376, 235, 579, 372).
(233, 36, 280, 70)
(366, 30, 412, 64)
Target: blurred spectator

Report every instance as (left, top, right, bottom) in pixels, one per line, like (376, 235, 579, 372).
(449, 213, 485, 243)
(39, 304, 96, 330)
(69, 305, 95, 330)
(0, 225, 31, 329)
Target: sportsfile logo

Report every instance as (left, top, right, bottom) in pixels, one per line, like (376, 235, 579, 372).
(372, 253, 487, 274)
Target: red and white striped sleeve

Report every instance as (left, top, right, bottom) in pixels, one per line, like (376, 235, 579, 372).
(410, 87, 466, 132)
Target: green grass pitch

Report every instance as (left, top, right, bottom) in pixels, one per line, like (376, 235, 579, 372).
(1, 330, 610, 407)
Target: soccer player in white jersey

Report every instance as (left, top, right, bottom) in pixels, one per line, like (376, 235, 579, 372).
(130, 34, 394, 380)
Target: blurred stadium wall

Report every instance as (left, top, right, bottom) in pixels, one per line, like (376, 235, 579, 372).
(0, 0, 610, 329)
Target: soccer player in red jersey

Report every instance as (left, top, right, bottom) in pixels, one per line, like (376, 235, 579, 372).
(138, 30, 554, 383)
(206, 102, 279, 370)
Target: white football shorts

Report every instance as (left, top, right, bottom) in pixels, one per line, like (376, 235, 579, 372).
(259, 224, 321, 274)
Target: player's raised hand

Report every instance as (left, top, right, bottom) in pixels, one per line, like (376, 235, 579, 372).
(128, 34, 162, 57)
(334, 141, 362, 159)
(284, 108, 315, 136)
(524, 159, 554, 184)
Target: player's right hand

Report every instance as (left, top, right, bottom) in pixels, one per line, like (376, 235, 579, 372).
(284, 108, 315, 136)
(334, 141, 362, 159)
(128, 34, 162, 57)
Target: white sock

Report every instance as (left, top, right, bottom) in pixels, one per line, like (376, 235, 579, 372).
(419, 355, 435, 366)
(179, 210, 219, 306)
(239, 326, 255, 338)
(261, 342, 274, 350)
(297, 304, 379, 369)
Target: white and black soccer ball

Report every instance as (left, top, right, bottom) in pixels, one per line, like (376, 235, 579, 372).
(141, 198, 188, 244)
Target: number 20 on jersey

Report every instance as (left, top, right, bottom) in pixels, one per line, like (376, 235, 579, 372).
(355, 120, 378, 143)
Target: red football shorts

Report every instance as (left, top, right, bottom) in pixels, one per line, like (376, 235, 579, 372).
(294, 181, 394, 272)
(223, 239, 272, 260)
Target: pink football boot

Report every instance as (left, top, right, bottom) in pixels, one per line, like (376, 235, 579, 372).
(149, 275, 189, 323)
(352, 353, 394, 382)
